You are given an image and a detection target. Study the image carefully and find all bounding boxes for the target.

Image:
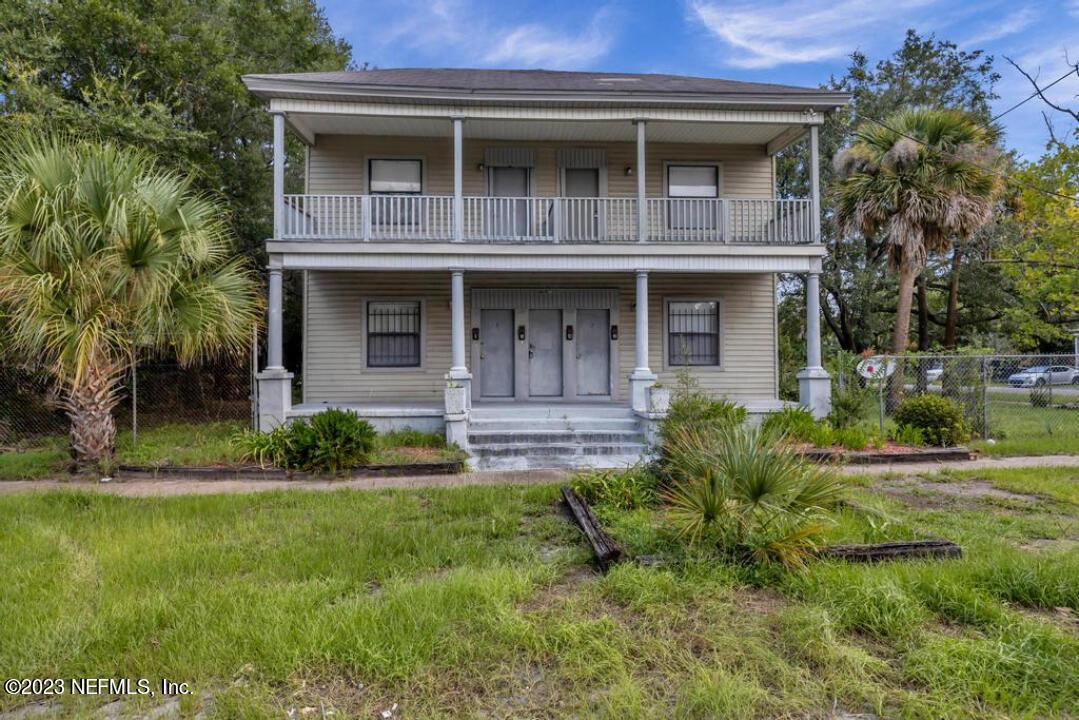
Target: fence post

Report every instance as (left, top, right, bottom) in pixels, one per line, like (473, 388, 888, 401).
(250, 326, 259, 431)
(131, 355, 138, 447)
(980, 356, 989, 439)
(878, 354, 886, 436)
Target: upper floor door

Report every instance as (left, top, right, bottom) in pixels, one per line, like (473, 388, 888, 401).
(562, 168, 600, 241)
(487, 166, 530, 238)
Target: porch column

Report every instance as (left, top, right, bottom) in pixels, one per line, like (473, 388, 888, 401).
(635, 119, 647, 242)
(272, 112, 285, 239)
(797, 271, 831, 418)
(809, 124, 822, 244)
(256, 256, 293, 431)
(452, 117, 464, 242)
(628, 270, 657, 413)
(445, 269, 471, 447)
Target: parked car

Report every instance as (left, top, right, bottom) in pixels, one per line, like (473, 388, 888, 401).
(1006, 365, 1079, 387)
(927, 366, 943, 383)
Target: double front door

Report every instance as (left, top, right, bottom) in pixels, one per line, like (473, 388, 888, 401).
(473, 289, 617, 401)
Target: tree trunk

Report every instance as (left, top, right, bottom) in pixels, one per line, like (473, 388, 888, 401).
(943, 248, 962, 349)
(63, 359, 123, 465)
(917, 273, 930, 351)
(889, 260, 920, 410)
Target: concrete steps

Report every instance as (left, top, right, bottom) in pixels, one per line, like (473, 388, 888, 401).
(467, 404, 648, 471)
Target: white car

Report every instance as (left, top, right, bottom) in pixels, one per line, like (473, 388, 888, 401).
(927, 367, 944, 383)
(1007, 365, 1079, 387)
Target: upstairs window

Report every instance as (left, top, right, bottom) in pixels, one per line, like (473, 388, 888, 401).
(369, 159, 422, 228)
(366, 300, 422, 368)
(667, 300, 720, 366)
(667, 164, 719, 231)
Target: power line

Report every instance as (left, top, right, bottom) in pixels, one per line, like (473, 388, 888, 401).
(988, 66, 1079, 124)
(850, 111, 1079, 203)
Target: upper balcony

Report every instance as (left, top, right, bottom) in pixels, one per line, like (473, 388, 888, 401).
(282, 194, 813, 245)
(245, 68, 849, 265)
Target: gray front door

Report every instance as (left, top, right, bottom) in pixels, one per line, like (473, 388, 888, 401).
(480, 309, 515, 398)
(576, 308, 610, 396)
(528, 309, 563, 397)
(563, 168, 600, 241)
(488, 167, 529, 238)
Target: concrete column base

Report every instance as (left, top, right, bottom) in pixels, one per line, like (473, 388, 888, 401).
(445, 413, 469, 449)
(797, 366, 832, 419)
(628, 370, 658, 413)
(256, 369, 293, 431)
(448, 369, 473, 411)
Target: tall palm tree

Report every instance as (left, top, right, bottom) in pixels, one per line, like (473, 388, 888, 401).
(0, 137, 261, 464)
(833, 109, 1002, 403)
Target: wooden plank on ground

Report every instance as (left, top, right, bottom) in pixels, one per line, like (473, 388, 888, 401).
(561, 485, 623, 570)
(817, 539, 962, 562)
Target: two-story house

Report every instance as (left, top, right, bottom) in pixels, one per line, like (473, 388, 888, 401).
(243, 68, 848, 469)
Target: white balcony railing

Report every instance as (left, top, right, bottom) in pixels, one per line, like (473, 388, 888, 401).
(280, 195, 814, 244)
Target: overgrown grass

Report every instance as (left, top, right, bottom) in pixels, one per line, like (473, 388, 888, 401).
(0, 466, 1076, 717)
(0, 423, 466, 480)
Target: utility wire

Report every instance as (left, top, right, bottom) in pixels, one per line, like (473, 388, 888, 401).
(988, 66, 1078, 125)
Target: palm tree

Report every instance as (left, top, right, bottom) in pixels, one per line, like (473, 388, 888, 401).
(833, 109, 1002, 403)
(0, 137, 261, 464)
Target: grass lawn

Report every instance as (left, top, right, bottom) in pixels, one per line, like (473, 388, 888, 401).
(0, 467, 1076, 718)
(0, 423, 466, 480)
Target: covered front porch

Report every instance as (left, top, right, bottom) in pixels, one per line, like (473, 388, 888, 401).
(255, 261, 832, 452)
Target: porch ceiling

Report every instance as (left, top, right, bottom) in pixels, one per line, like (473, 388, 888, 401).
(288, 114, 803, 147)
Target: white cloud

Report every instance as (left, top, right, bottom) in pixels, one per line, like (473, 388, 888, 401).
(963, 6, 1040, 45)
(375, 0, 616, 69)
(687, 0, 937, 69)
(483, 10, 615, 67)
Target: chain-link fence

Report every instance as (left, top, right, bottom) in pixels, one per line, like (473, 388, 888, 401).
(0, 355, 257, 449)
(847, 353, 1079, 444)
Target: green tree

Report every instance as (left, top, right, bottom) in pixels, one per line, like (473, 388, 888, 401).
(833, 109, 1003, 402)
(0, 138, 262, 464)
(777, 30, 1006, 353)
(998, 132, 1079, 348)
(0, 0, 352, 260)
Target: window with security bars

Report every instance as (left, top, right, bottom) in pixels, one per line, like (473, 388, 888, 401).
(667, 301, 720, 366)
(366, 301, 422, 367)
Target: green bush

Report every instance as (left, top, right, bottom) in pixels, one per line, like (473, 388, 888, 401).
(892, 424, 925, 447)
(761, 406, 817, 443)
(655, 371, 745, 460)
(661, 424, 843, 568)
(232, 409, 376, 473)
(832, 426, 869, 451)
(571, 465, 658, 510)
(893, 394, 968, 447)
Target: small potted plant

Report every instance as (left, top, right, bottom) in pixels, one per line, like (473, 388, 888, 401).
(647, 382, 671, 414)
(444, 376, 468, 415)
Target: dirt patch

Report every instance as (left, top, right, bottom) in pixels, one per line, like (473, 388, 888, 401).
(1019, 537, 1079, 553)
(1016, 605, 1079, 634)
(877, 475, 1042, 510)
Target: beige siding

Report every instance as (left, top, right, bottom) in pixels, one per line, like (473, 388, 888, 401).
(303, 270, 778, 403)
(307, 135, 774, 198)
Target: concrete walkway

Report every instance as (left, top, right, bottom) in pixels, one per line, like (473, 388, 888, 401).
(0, 455, 1076, 497)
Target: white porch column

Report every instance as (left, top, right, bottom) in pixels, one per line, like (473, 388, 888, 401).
(629, 269, 657, 413)
(256, 256, 293, 431)
(452, 117, 464, 242)
(445, 269, 472, 446)
(272, 112, 285, 239)
(809, 124, 822, 244)
(635, 119, 647, 242)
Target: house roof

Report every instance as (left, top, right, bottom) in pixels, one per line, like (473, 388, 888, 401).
(242, 68, 850, 109)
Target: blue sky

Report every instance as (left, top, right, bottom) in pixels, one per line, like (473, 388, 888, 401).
(319, 0, 1079, 158)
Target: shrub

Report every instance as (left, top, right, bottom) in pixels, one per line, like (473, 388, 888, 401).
(761, 406, 817, 443)
(232, 409, 376, 473)
(656, 370, 745, 461)
(892, 424, 925, 447)
(893, 394, 968, 447)
(827, 352, 872, 428)
(571, 464, 658, 510)
(832, 426, 869, 451)
(660, 424, 843, 568)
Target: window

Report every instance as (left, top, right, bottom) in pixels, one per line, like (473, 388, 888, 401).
(667, 164, 719, 231)
(667, 300, 720, 366)
(366, 301, 422, 368)
(369, 159, 422, 228)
